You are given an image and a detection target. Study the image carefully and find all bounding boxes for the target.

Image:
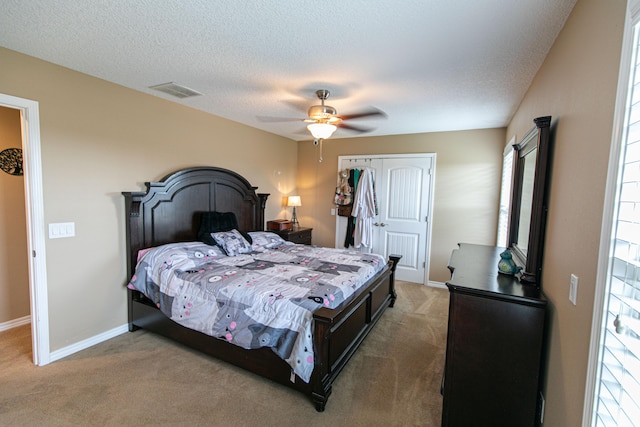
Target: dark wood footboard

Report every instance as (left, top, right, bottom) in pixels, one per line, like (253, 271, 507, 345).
(310, 254, 401, 411)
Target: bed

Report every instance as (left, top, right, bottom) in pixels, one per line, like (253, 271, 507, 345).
(123, 166, 401, 411)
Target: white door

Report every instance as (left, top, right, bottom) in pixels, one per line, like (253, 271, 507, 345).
(374, 157, 433, 283)
(335, 154, 435, 284)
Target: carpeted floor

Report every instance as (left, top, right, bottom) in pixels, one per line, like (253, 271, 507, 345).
(0, 281, 448, 426)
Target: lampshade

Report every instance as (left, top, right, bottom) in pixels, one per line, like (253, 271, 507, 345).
(307, 123, 337, 140)
(287, 196, 301, 207)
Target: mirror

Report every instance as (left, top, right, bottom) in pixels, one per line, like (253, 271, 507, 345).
(515, 142, 537, 257)
(507, 116, 552, 286)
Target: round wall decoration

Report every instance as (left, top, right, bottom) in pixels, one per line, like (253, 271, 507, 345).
(0, 148, 23, 176)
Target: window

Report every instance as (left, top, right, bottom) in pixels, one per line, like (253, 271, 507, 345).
(588, 4, 640, 426)
(497, 137, 515, 247)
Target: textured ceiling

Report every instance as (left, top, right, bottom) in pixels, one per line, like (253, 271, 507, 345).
(0, 0, 576, 141)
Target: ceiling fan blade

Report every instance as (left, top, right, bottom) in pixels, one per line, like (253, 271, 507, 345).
(256, 115, 304, 123)
(339, 107, 387, 121)
(337, 123, 375, 133)
(281, 99, 310, 113)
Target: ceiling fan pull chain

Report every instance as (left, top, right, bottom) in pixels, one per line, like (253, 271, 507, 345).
(319, 138, 323, 163)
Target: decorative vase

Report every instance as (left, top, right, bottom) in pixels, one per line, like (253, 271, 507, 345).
(497, 249, 523, 276)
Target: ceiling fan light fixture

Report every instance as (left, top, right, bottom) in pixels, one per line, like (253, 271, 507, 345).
(307, 123, 337, 139)
(308, 104, 337, 120)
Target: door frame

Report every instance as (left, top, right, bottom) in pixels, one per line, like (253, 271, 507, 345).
(335, 153, 436, 285)
(0, 93, 49, 365)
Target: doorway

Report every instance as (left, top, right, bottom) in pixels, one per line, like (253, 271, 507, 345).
(0, 107, 29, 329)
(335, 154, 436, 284)
(0, 93, 49, 365)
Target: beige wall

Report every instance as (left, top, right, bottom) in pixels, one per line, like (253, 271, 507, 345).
(0, 106, 30, 323)
(0, 47, 297, 350)
(296, 128, 506, 283)
(506, 0, 625, 425)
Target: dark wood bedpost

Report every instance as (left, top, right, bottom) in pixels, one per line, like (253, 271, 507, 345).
(122, 192, 145, 278)
(257, 193, 269, 231)
(311, 316, 332, 412)
(388, 254, 402, 307)
(122, 191, 146, 332)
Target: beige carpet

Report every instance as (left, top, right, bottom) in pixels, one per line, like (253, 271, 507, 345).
(0, 281, 448, 427)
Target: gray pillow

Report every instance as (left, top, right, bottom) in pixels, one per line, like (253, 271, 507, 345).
(211, 229, 252, 256)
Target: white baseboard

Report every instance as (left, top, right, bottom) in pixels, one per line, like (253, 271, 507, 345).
(49, 324, 129, 362)
(0, 315, 31, 332)
(428, 280, 447, 289)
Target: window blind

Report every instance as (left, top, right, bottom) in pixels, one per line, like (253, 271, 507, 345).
(497, 143, 514, 247)
(594, 19, 640, 427)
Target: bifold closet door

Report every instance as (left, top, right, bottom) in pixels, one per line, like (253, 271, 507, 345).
(335, 155, 434, 284)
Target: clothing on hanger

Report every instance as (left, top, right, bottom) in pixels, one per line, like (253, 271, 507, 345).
(344, 168, 356, 247)
(351, 168, 377, 249)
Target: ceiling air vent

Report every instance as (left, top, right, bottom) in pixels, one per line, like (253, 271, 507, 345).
(149, 82, 202, 99)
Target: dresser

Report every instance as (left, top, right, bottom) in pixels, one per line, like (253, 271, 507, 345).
(442, 243, 547, 427)
(272, 227, 312, 245)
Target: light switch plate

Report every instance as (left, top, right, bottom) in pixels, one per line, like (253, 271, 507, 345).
(569, 274, 578, 305)
(49, 222, 75, 239)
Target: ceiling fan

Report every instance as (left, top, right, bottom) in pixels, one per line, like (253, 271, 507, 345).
(258, 89, 387, 141)
(304, 89, 387, 139)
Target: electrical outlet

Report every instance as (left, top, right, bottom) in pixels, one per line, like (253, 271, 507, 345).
(569, 274, 578, 305)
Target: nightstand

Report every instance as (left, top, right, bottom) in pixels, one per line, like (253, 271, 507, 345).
(272, 227, 312, 245)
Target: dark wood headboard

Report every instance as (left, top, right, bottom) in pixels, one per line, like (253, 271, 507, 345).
(122, 166, 269, 277)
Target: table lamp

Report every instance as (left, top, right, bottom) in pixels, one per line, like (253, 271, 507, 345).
(287, 196, 301, 228)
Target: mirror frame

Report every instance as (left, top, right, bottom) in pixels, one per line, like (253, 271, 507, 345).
(507, 116, 552, 286)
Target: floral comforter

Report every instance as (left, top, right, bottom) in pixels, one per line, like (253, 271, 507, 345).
(127, 232, 385, 383)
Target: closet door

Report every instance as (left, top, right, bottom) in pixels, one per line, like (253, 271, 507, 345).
(375, 157, 433, 283)
(335, 154, 435, 285)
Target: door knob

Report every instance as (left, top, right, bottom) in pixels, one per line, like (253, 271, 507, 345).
(374, 222, 387, 227)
